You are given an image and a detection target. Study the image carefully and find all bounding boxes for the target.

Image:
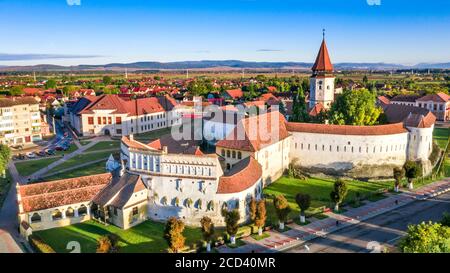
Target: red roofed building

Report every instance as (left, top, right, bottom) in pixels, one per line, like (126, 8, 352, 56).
(67, 94, 182, 137)
(216, 111, 290, 185)
(222, 89, 244, 101)
(415, 92, 450, 121)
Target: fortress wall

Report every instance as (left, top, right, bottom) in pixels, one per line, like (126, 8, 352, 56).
(289, 131, 409, 176)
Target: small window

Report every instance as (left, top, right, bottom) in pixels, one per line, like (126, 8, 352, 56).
(132, 207, 138, 216)
(30, 213, 41, 223)
(226, 150, 230, 158)
(237, 152, 242, 160)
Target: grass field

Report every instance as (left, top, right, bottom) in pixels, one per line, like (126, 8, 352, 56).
(44, 161, 108, 181)
(135, 128, 171, 142)
(85, 141, 120, 152)
(433, 128, 449, 149)
(35, 220, 203, 253)
(263, 176, 391, 225)
(50, 151, 112, 173)
(0, 170, 12, 208)
(14, 157, 62, 177)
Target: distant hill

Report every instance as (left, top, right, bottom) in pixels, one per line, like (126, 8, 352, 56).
(1, 60, 449, 72)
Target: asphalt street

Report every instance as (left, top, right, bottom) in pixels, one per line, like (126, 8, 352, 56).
(286, 191, 450, 253)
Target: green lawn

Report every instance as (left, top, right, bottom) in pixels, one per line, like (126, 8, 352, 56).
(85, 141, 120, 152)
(135, 128, 171, 142)
(263, 176, 391, 225)
(0, 170, 12, 208)
(50, 151, 112, 173)
(35, 220, 202, 253)
(55, 144, 78, 155)
(44, 161, 108, 181)
(79, 140, 91, 146)
(433, 128, 449, 149)
(14, 157, 62, 177)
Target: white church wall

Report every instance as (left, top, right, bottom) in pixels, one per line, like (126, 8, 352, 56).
(289, 131, 408, 171)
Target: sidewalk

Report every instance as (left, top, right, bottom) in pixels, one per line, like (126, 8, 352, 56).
(217, 178, 450, 253)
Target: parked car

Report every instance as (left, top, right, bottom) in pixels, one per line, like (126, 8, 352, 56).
(37, 151, 47, 157)
(45, 149, 56, 155)
(26, 152, 37, 159)
(17, 154, 26, 160)
(55, 146, 64, 151)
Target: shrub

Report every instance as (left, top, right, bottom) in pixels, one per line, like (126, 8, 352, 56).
(96, 234, 120, 253)
(29, 234, 56, 253)
(164, 217, 185, 253)
(273, 195, 291, 223)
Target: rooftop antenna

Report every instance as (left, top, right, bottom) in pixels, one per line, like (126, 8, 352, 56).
(322, 28, 326, 39)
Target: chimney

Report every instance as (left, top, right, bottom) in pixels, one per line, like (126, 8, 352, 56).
(129, 134, 134, 141)
(163, 146, 168, 154)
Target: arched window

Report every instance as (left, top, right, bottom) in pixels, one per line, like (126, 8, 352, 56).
(226, 150, 230, 158)
(226, 163, 231, 170)
(232, 151, 236, 159)
(78, 205, 88, 216)
(66, 207, 75, 218)
(237, 152, 242, 160)
(52, 209, 62, 221)
(30, 213, 41, 223)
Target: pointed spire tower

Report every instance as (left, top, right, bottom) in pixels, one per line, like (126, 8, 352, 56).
(309, 30, 335, 109)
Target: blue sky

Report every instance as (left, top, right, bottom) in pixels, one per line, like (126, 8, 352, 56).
(0, 0, 449, 65)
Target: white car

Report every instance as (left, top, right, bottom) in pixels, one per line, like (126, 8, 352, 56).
(26, 152, 37, 158)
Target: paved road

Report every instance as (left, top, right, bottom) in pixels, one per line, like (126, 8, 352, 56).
(286, 191, 450, 253)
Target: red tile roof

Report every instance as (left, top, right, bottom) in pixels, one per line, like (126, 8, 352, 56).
(312, 39, 334, 72)
(78, 95, 166, 116)
(377, 96, 390, 105)
(147, 135, 204, 155)
(18, 173, 111, 213)
(259, 93, 280, 106)
(286, 122, 407, 136)
(216, 111, 290, 152)
(309, 103, 325, 117)
(224, 89, 243, 99)
(217, 157, 262, 194)
(416, 92, 450, 103)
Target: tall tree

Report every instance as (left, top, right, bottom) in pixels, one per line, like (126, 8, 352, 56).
(200, 216, 215, 252)
(9, 86, 24, 96)
(328, 89, 382, 125)
(290, 85, 309, 122)
(249, 197, 257, 224)
(103, 76, 113, 85)
(393, 167, 405, 192)
(44, 79, 57, 89)
(330, 179, 348, 211)
(164, 217, 186, 253)
(0, 145, 11, 178)
(404, 161, 422, 190)
(254, 199, 266, 236)
(223, 209, 240, 245)
(273, 195, 291, 230)
(295, 193, 311, 224)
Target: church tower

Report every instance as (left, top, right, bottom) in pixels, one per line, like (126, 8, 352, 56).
(309, 32, 335, 109)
